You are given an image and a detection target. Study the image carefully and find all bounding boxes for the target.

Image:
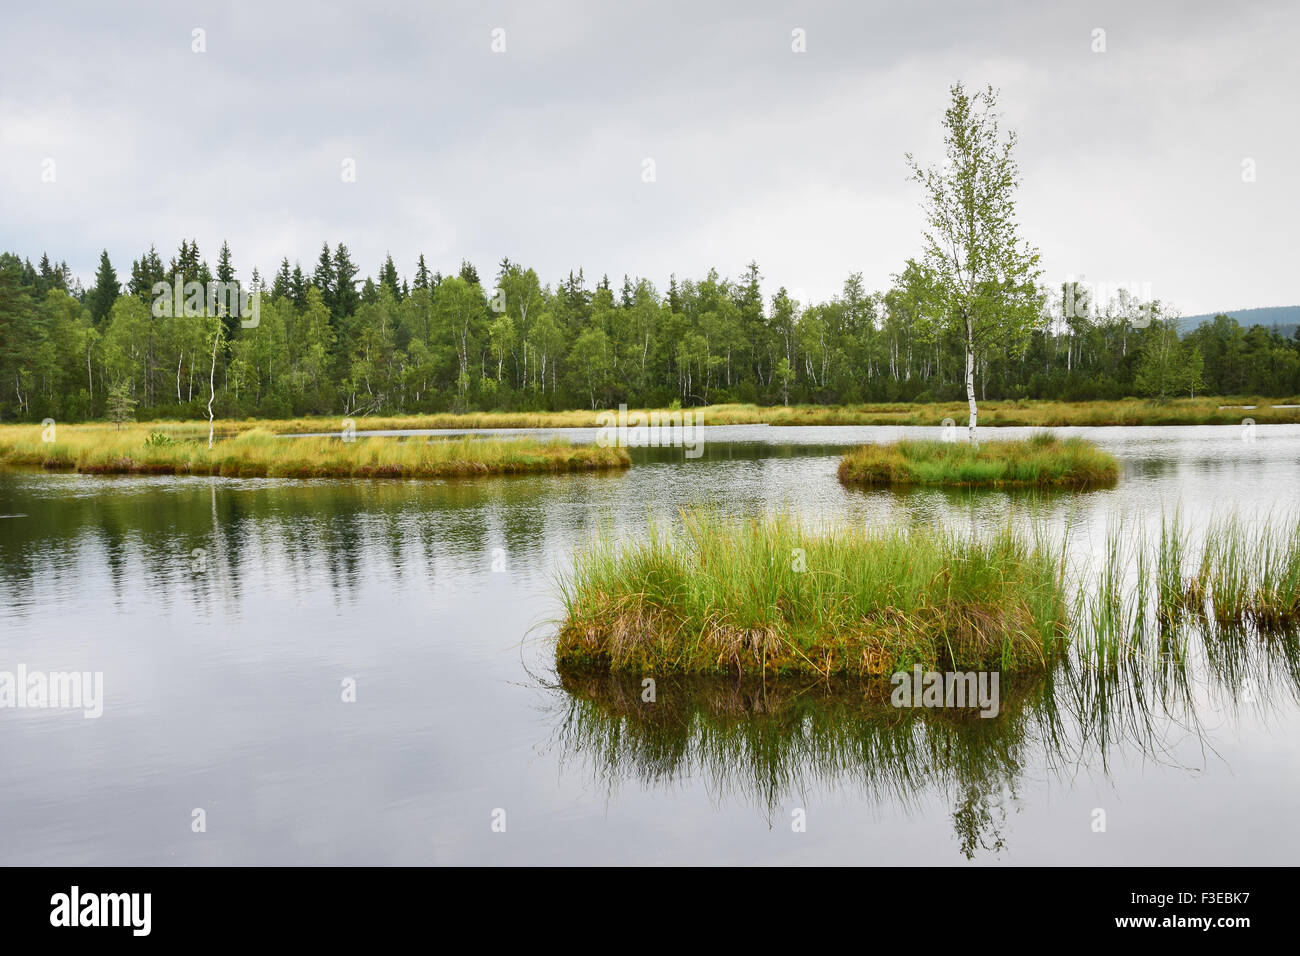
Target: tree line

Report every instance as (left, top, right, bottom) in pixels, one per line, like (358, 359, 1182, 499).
(1, 239, 1297, 423)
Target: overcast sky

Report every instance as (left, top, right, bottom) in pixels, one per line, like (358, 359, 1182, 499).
(1, 0, 1296, 314)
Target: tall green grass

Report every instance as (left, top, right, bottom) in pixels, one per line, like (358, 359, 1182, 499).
(558, 508, 1300, 679)
(556, 510, 1069, 676)
(1073, 510, 1300, 676)
(1180, 513, 1300, 631)
(0, 423, 630, 478)
(837, 433, 1119, 489)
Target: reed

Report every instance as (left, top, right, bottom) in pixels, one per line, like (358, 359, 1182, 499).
(1156, 512, 1189, 627)
(1114, 510, 1300, 638)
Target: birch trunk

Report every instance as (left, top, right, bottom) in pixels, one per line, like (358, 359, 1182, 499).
(965, 314, 978, 444)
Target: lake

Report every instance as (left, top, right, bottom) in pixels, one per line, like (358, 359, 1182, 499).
(2, 423, 1299, 864)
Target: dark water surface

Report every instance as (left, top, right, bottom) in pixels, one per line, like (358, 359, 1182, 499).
(2, 424, 1299, 864)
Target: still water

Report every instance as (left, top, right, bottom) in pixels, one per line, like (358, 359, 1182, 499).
(2, 424, 1298, 864)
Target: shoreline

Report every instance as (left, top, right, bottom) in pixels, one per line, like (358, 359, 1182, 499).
(5, 397, 1299, 433)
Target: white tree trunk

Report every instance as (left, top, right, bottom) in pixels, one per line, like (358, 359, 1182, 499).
(207, 328, 218, 449)
(965, 316, 978, 444)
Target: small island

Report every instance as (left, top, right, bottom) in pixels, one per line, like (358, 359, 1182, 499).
(555, 511, 1069, 677)
(0, 423, 630, 479)
(837, 433, 1118, 489)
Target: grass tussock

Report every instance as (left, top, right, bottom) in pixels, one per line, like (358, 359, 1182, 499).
(837, 432, 1119, 489)
(556, 510, 1069, 677)
(558, 507, 1300, 680)
(0, 423, 630, 478)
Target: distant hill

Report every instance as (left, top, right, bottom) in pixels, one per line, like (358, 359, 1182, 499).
(1178, 306, 1300, 338)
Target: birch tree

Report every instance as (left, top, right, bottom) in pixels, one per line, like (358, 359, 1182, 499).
(907, 83, 1044, 440)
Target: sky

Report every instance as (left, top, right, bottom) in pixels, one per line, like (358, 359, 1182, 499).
(1, 0, 1296, 315)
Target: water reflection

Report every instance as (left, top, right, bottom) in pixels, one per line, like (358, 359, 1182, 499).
(3, 424, 1300, 864)
(0, 471, 624, 618)
(546, 617, 1300, 858)
(548, 667, 1052, 857)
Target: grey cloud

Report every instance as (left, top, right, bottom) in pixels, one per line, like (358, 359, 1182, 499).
(0, 0, 1295, 312)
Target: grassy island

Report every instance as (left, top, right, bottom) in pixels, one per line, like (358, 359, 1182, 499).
(556, 510, 1300, 679)
(838, 433, 1119, 489)
(556, 511, 1069, 676)
(0, 423, 630, 478)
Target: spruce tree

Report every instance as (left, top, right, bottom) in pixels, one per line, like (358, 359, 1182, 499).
(215, 240, 239, 338)
(216, 241, 236, 284)
(87, 250, 120, 325)
(271, 259, 291, 300)
(38, 253, 55, 292)
(106, 381, 137, 428)
(129, 245, 165, 300)
(290, 263, 308, 310)
(313, 243, 335, 314)
(171, 240, 200, 286)
(379, 254, 401, 300)
(361, 276, 379, 305)
(332, 243, 360, 318)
